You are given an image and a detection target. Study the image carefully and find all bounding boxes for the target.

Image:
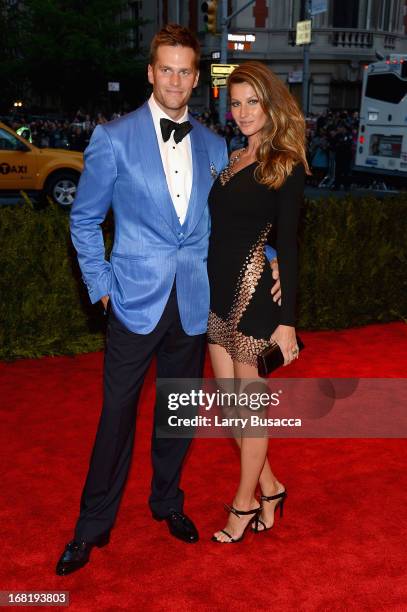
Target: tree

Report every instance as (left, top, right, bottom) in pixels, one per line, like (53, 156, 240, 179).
(0, 0, 31, 111)
(1, 0, 148, 113)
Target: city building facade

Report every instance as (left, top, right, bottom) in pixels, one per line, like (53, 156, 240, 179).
(127, 0, 407, 113)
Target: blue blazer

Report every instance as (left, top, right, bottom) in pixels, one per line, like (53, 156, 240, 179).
(70, 103, 228, 335)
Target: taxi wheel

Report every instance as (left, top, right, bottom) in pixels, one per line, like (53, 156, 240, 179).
(44, 171, 79, 207)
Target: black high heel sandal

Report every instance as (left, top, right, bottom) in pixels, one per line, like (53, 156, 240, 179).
(253, 490, 287, 533)
(211, 503, 262, 543)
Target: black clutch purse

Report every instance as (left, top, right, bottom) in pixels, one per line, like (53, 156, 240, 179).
(257, 336, 304, 377)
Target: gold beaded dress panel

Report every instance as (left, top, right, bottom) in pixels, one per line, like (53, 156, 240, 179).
(207, 160, 305, 367)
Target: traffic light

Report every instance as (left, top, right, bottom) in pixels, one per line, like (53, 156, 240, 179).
(201, 1, 218, 34)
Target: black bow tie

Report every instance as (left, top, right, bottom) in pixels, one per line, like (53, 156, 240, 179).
(160, 118, 193, 144)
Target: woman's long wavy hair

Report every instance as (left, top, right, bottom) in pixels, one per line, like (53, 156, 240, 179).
(227, 61, 310, 189)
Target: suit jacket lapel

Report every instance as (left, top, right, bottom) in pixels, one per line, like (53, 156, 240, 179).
(136, 103, 180, 234)
(182, 117, 211, 237)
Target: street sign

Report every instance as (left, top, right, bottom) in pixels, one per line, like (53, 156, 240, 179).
(296, 20, 312, 45)
(211, 63, 239, 77)
(228, 33, 256, 42)
(227, 33, 255, 51)
(288, 70, 303, 83)
(211, 76, 227, 88)
(311, 0, 328, 15)
(228, 42, 252, 51)
(108, 82, 120, 92)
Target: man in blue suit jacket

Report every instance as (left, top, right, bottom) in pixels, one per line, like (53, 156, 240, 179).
(56, 24, 230, 575)
(57, 24, 280, 575)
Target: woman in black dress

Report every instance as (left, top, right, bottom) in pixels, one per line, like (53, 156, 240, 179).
(208, 62, 309, 543)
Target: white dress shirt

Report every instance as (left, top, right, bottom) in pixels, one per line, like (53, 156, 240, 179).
(148, 93, 193, 225)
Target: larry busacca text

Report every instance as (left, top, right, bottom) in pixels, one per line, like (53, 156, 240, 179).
(165, 389, 302, 430)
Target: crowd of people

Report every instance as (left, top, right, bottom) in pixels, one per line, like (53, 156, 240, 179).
(5, 110, 115, 152)
(306, 110, 359, 189)
(6, 106, 359, 188)
(197, 108, 360, 189)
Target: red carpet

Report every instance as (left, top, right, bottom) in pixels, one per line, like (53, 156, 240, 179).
(0, 322, 406, 611)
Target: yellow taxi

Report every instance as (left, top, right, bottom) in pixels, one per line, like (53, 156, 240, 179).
(0, 121, 83, 206)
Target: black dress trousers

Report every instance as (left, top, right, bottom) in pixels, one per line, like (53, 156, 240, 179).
(74, 281, 206, 542)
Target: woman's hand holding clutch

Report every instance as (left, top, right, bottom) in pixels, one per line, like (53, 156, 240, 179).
(270, 325, 299, 365)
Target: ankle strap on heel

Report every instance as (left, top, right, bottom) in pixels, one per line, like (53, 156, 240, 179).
(261, 491, 287, 502)
(224, 503, 262, 518)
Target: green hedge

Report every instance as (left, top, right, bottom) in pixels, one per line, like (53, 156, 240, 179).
(1, 193, 406, 360)
(298, 194, 407, 330)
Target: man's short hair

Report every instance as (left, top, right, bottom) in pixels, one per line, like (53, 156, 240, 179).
(150, 23, 201, 70)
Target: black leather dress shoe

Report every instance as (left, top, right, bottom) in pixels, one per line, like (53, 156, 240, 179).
(153, 510, 199, 543)
(55, 532, 110, 576)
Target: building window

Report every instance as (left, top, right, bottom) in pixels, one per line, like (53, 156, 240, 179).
(381, 0, 392, 30)
(332, 0, 359, 28)
(272, 0, 290, 27)
(370, 0, 388, 30)
(370, 0, 403, 32)
(390, 0, 402, 31)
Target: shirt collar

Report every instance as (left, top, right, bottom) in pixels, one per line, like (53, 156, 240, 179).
(148, 93, 189, 127)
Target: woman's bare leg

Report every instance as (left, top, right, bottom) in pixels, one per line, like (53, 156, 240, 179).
(212, 360, 277, 540)
(208, 347, 284, 538)
(208, 343, 234, 378)
(234, 362, 284, 520)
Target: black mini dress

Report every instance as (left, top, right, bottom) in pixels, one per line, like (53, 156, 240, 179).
(207, 157, 304, 366)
